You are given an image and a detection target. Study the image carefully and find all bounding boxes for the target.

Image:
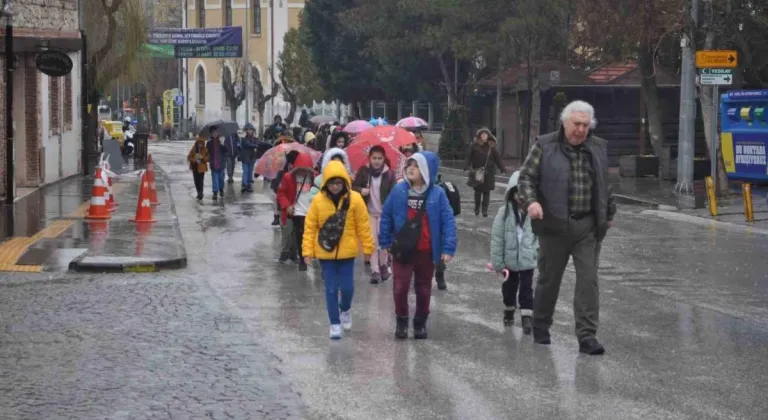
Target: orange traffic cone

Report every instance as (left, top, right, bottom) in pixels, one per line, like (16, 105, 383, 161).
(106, 170, 118, 211)
(147, 155, 155, 182)
(149, 177, 159, 205)
(86, 168, 111, 220)
(131, 170, 156, 223)
(146, 155, 159, 205)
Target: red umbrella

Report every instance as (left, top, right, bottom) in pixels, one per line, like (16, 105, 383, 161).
(349, 125, 416, 149)
(346, 138, 408, 179)
(254, 142, 322, 179)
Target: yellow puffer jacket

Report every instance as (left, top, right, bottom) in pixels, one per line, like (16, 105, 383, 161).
(302, 160, 374, 260)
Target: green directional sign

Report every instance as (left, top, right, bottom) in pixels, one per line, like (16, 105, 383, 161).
(699, 68, 733, 85)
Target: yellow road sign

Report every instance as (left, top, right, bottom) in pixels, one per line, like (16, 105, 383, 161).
(696, 50, 738, 68)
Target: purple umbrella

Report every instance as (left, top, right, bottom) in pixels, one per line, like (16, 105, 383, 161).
(344, 120, 374, 134)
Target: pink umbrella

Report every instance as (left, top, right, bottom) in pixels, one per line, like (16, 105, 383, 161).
(344, 120, 374, 134)
(396, 116, 428, 129)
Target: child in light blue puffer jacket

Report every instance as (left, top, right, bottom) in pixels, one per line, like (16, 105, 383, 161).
(490, 171, 539, 334)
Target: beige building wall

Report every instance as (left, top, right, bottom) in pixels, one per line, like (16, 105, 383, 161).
(185, 0, 303, 127)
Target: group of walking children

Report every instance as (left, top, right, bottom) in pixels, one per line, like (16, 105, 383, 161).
(299, 147, 457, 340)
(187, 124, 271, 201)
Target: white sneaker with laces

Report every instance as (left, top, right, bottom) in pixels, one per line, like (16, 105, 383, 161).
(340, 311, 352, 331)
(329, 324, 342, 339)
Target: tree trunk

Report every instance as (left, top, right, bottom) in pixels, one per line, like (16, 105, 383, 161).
(230, 106, 237, 122)
(528, 77, 541, 151)
(698, 30, 730, 196)
(495, 57, 504, 138)
(516, 90, 525, 158)
(257, 104, 266, 136)
(87, 91, 101, 155)
(437, 54, 457, 108)
(285, 99, 297, 126)
(638, 44, 667, 178)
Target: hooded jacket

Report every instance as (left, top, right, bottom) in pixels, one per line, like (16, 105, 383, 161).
(379, 151, 457, 263)
(326, 131, 350, 151)
(239, 134, 259, 163)
(187, 137, 210, 173)
(490, 171, 539, 272)
(276, 153, 316, 224)
(302, 160, 374, 260)
(309, 148, 351, 202)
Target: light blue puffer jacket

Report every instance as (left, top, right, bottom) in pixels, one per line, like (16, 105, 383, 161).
(490, 171, 539, 272)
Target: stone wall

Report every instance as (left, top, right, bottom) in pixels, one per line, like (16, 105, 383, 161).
(14, 0, 78, 32)
(24, 57, 41, 186)
(0, 58, 5, 197)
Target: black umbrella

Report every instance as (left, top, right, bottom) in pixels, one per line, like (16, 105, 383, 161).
(199, 120, 240, 138)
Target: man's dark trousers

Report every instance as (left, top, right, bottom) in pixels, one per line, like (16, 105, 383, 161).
(533, 216, 600, 341)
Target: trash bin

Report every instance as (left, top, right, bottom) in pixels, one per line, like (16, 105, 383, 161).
(133, 133, 149, 162)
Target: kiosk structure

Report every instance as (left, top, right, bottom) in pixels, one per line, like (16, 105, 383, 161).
(721, 89, 768, 182)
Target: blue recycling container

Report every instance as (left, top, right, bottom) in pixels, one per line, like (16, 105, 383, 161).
(720, 89, 768, 181)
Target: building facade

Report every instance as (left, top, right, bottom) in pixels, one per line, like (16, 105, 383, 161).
(0, 0, 83, 199)
(183, 0, 303, 129)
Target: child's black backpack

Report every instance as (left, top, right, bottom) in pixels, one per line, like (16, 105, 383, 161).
(436, 174, 461, 216)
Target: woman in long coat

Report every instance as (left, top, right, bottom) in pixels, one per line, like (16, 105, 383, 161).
(465, 128, 506, 217)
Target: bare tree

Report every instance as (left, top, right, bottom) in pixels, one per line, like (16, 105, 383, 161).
(84, 0, 149, 153)
(218, 59, 248, 121)
(252, 66, 280, 135)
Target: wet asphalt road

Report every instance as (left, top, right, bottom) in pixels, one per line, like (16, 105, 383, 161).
(1, 140, 768, 419)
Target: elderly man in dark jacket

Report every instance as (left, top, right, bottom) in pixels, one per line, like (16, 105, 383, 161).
(517, 100, 616, 356)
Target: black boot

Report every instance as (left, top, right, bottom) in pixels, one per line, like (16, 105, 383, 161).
(503, 309, 515, 327)
(395, 316, 409, 340)
(271, 214, 280, 226)
(435, 269, 447, 290)
(413, 315, 428, 339)
(521, 316, 532, 335)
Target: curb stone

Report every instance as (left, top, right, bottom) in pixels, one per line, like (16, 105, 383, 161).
(68, 163, 188, 273)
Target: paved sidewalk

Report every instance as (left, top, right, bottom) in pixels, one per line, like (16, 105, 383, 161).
(0, 161, 186, 273)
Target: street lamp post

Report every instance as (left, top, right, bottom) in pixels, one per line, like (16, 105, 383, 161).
(3, 0, 15, 205)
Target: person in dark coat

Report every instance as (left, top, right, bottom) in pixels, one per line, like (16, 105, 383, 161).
(239, 123, 260, 193)
(223, 133, 240, 184)
(264, 115, 287, 142)
(299, 109, 309, 128)
(465, 128, 506, 217)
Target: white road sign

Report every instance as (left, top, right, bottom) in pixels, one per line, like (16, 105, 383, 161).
(699, 68, 733, 85)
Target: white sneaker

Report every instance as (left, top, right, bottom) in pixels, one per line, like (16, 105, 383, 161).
(340, 311, 352, 331)
(329, 324, 342, 339)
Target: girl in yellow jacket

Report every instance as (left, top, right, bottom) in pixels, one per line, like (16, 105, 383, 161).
(302, 160, 374, 339)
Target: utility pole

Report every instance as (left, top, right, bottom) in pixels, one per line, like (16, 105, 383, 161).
(675, 0, 699, 194)
(3, 0, 15, 204)
(244, 0, 250, 122)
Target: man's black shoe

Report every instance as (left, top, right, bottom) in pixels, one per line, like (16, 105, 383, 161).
(578, 338, 606, 355)
(533, 327, 551, 345)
